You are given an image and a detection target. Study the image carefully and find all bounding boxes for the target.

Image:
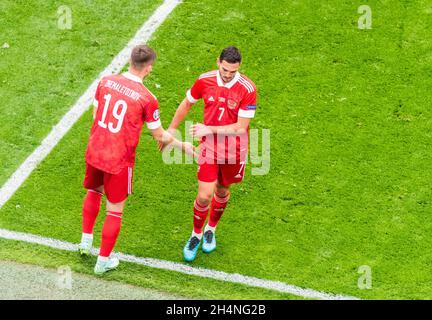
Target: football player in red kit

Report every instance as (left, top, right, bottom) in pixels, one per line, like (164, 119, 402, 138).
(166, 46, 257, 262)
(79, 45, 195, 274)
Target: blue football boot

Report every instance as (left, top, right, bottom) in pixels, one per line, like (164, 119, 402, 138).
(183, 236, 201, 262)
(202, 230, 216, 253)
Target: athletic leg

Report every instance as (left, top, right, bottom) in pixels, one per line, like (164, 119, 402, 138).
(80, 163, 105, 255)
(94, 166, 131, 274)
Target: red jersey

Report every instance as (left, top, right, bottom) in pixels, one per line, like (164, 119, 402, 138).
(85, 72, 161, 174)
(186, 70, 257, 163)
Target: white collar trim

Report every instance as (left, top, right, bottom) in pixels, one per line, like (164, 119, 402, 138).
(216, 71, 240, 89)
(123, 72, 143, 83)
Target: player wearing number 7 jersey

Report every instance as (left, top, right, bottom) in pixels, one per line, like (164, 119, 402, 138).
(79, 45, 195, 274)
(165, 46, 257, 262)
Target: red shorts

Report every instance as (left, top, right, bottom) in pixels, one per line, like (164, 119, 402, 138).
(83, 163, 133, 203)
(197, 161, 246, 186)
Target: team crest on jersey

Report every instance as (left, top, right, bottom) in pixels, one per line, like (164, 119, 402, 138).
(153, 109, 160, 121)
(227, 99, 237, 109)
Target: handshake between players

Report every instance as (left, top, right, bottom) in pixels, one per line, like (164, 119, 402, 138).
(79, 44, 257, 273)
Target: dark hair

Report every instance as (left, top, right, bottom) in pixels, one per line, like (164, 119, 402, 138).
(219, 46, 242, 64)
(131, 44, 156, 70)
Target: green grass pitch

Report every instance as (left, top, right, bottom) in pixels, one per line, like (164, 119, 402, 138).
(1, 0, 432, 299)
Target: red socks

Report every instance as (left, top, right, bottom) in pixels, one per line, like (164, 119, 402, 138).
(82, 190, 102, 234)
(193, 199, 209, 234)
(99, 211, 123, 257)
(193, 193, 230, 233)
(208, 193, 230, 228)
(82, 190, 123, 258)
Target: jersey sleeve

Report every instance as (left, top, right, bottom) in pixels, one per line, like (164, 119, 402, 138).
(93, 81, 102, 108)
(238, 90, 257, 119)
(186, 78, 203, 104)
(143, 97, 162, 130)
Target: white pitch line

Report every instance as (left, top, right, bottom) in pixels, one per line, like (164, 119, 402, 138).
(0, 0, 182, 209)
(0, 228, 359, 300)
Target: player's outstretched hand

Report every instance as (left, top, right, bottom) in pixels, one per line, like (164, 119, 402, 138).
(158, 128, 177, 152)
(158, 140, 168, 152)
(190, 123, 212, 138)
(182, 142, 198, 159)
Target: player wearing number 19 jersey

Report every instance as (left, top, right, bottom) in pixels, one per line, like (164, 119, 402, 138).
(166, 46, 257, 262)
(79, 45, 195, 274)
(85, 71, 161, 190)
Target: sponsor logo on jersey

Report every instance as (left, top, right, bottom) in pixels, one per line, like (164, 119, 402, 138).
(208, 96, 215, 102)
(218, 97, 226, 103)
(153, 109, 160, 120)
(227, 99, 237, 109)
(247, 105, 257, 110)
